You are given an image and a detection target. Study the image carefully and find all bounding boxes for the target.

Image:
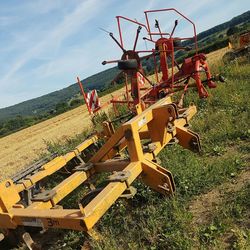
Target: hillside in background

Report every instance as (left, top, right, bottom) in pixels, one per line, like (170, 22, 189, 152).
(0, 67, 120, 122)
(196, 10, 250, 44)
(0, 10, 249, 125)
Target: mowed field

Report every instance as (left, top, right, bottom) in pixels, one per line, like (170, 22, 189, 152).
(0, 48, 228, 181)
(0, 87, 127, 181)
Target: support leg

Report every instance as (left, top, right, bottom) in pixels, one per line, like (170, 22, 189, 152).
(176, 126, 201, 153)
(141, 159, 175, 196)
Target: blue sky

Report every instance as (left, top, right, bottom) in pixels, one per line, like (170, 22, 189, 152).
(0, 0, 249, 109)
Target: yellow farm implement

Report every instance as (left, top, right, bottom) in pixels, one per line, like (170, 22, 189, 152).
(0, 96, 200, 246)
(0, 7, 221, 249)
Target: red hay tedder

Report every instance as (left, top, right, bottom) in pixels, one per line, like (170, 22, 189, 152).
(78, 8, 224, 115)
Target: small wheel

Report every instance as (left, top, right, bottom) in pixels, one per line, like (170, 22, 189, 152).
(158, 90, 167, 99)
(222, 51, 236, 64)
(118, 59, 138, 70)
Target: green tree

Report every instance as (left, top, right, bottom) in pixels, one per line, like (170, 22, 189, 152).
(227, 26, 239, 36)
(55, 102, 69, 114)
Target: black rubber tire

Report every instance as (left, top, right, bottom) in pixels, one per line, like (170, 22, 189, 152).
(158, 90, 167, 99)
(222, 51, 236, 64)
(118, 59, 138, 70)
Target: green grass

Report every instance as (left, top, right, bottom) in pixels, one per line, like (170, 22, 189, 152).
(27, 60, 249, 250)
(88, 61, 249, 250)
(198, 184, 250, 249)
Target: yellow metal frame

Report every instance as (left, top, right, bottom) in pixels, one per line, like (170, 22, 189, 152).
(0, 96, 200, 234)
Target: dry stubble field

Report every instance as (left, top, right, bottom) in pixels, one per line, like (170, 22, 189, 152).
(0, 48, 228, 181)
(0, 87, 128, 180)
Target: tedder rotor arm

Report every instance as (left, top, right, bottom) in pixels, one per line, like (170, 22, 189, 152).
(133, 26, 142, 51)
(109, 32, 127, 53)
(155, 19, 163, 38)
(170, 19, 178, 38)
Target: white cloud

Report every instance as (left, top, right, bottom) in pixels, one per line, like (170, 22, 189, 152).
(0, 0, 112, 86)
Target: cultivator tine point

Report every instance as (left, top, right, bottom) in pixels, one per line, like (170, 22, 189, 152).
(0, 233, 4, 242)
(22, 232, 41, 250)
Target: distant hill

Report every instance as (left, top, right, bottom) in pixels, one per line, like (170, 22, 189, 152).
(0, 11, 249, 123)
(196, 10, 250, 44)
(0, 67, 120, 121)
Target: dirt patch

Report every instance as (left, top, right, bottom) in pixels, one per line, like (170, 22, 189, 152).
(189, 168, 250, 226)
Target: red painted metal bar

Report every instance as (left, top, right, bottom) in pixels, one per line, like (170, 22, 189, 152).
(124, 73, 130, 107)
(136, 49, 174, 53)
(116, 16, 149, 48)
(77, 76, 92, 115)
(144, 8, 198, 53)
(153, 52, 159, 82)
(143, 37, 156, 43)
(144, 11, 152, 40)
(148, 32, 170, 36)
(102, 59, 120, 65)
(171, 39, 175, 87)
(116, 17, 124, 48)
